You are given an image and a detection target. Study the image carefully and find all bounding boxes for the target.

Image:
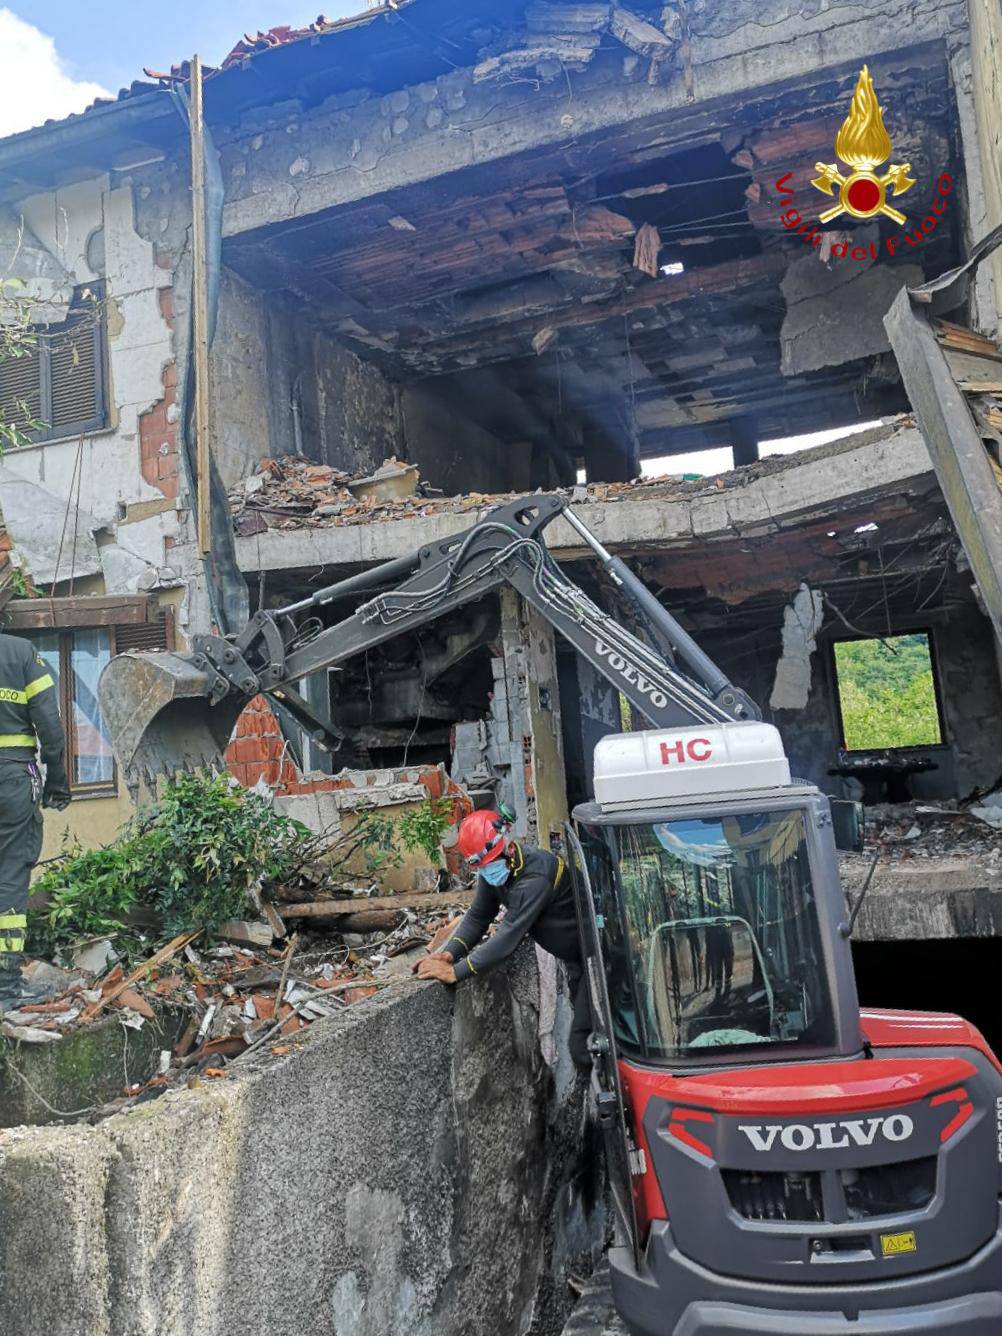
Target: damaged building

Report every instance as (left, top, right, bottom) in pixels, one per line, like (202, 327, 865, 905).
(2, 0, 1002, 1005)
(1, 0, 1002, 1240)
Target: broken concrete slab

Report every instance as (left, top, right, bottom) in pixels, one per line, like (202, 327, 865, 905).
(780, 254, 924, 376)
(839, 853, 1002, 940)
(235, 423, 936, 575)
(0, 1007, 181, 1129)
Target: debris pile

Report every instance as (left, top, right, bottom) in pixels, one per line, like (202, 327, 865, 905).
(5, 771, 474, 1120)
(863, 800, 1002, 863)
(229, 427, 907, 536)
(4, 905, 469, 1119)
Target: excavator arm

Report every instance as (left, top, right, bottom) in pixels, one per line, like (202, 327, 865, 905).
(100, 493, 758, 785)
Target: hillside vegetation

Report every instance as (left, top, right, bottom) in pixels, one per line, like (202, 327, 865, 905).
(834, 634, 942, 750)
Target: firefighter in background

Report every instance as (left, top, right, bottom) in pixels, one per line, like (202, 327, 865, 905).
(0, 629, 70, 1013)
(416, 808, 593, 1068)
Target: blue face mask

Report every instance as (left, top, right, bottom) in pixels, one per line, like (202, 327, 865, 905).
(481, 858, 510, 887)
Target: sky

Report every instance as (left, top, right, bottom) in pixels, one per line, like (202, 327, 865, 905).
(641, 421, 882, 478)
(0, 2, 367, 137)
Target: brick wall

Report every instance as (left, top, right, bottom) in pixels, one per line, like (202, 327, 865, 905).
(225, 696, 472, 871)
(139, 284, 180, 501)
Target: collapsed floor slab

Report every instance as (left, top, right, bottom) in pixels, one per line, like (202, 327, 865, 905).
(0, 952, 603, 1336)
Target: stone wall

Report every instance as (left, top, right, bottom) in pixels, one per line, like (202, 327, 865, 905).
(0, 954, 604, 1336)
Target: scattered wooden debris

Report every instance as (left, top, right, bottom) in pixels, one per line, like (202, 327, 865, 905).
(80, 930, 202, 1025)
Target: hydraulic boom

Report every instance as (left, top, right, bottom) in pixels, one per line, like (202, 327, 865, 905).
(100, 494, 757, 784)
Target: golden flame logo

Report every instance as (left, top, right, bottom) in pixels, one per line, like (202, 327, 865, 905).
(812, 66, 915, 224)
(834, 66, 892, 171)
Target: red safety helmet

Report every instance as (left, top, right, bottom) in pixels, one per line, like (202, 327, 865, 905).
(457, 809, 510, 868)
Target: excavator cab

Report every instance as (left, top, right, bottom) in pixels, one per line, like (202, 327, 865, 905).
(567, 724, 1002, 1336)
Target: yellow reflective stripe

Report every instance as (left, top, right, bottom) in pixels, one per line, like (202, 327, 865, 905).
(0, 937, 23, 953)
(24, 674, 54, 701)
(555, 855, 566, 887)
(448, 935, 469, 953)
(0, 735, 36, 748)
(0, 687, 26, 704)
(0, 915, 26, 930)
(466, 954, 478, 975)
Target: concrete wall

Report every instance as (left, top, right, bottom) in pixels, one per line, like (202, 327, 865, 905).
(0, 954, 603, 1336)
(701, 594, 1002, 802)
(967, 0, 1002, 337)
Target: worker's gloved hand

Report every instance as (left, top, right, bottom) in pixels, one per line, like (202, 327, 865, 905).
(416, 957, 457, 985)
(42, 786, 71, 811)
(411, 949, 453, 975)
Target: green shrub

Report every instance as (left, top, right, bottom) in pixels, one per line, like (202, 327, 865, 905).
(28, 772, 310, 961)
(397, 797, 453, 865)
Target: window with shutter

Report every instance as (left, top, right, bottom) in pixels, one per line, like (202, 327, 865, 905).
(0, 344, 42, 431)
(0, 284, 107, 444)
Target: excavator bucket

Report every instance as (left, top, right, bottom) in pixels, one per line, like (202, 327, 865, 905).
(99, 651, 247, 787)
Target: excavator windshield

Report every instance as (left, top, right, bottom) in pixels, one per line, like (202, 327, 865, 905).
(587, 809, 837, 1063)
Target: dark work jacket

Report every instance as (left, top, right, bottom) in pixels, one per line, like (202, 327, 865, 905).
(0, 632, 68, 789)
(450, 843, 581, 982)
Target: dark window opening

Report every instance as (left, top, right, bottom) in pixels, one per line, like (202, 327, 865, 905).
(0, 284, 107, 444)
(832, 632, 944, 752)
(853, 939, 1002, 1057)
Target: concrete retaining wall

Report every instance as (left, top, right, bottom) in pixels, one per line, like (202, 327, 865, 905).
(0, 952, 603, 1336)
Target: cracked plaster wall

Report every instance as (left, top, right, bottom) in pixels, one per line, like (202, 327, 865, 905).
(0, 178, 182, 596)
(0, 952, 604, 1336)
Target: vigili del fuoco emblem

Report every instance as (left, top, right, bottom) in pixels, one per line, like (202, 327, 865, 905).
(812, 65, 916, 224)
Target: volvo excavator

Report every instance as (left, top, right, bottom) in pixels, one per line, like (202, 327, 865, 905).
(100, 493, 1002, 1335)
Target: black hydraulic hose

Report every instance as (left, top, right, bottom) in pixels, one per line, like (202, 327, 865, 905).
(274, 551, 421, 616)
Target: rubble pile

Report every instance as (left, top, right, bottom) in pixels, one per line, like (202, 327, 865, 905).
(228, 429, 887, 535)
(2, 907, 465, 1120)
(864, 800, 1002, 863)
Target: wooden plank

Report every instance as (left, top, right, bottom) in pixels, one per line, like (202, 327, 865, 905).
(943, 349, 1002, 386)
(884, 289, 1002, 644)
(4, 594, 152, 630)
(935, 319, 1002, 357)
(280, 891, 476, 919)
(190, 53, 212, 558)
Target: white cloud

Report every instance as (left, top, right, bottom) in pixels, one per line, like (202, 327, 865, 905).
(0, 9, 110, 139)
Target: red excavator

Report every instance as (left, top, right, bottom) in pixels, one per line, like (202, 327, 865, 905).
(100, 494, 1002, 1335)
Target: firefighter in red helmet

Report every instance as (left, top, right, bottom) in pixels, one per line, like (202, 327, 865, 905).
(416, 808, 592, 1068)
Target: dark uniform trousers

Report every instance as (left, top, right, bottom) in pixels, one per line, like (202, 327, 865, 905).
(0, 764, 43, 964)
(0, 632, 68, 986)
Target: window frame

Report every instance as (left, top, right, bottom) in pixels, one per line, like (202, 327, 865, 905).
(7, 596, 174, 798)
(827, 626, 948, 755)
(0, 282, 108, 445)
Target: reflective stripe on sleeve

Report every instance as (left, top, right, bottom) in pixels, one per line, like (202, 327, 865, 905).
(0, 936, 24, 954)
(24, 674, 54, 701)
(0, 734, 36, 748)
(0, 914, 27, 930)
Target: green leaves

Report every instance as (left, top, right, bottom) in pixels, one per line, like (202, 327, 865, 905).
(27, 772, 311, 961)
(397, 797, 453, 865)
